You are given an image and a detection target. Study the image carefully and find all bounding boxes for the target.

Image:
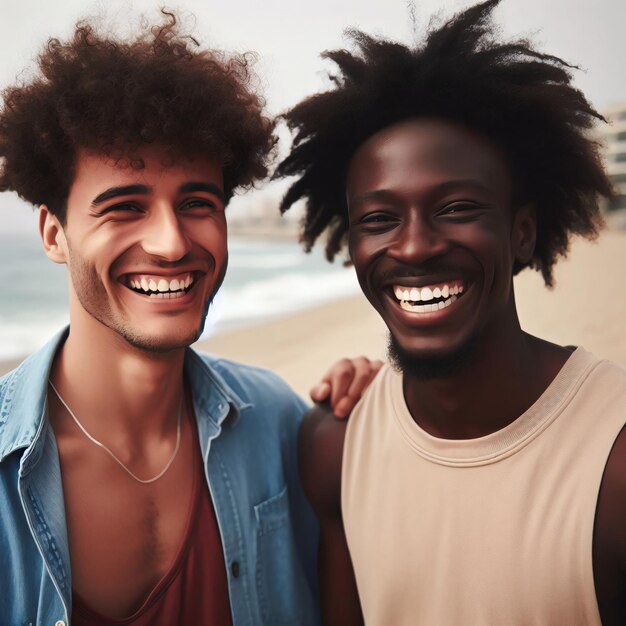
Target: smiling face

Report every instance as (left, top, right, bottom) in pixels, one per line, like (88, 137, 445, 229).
(346, 118, 535, 374)
(42, 146, 228, 353)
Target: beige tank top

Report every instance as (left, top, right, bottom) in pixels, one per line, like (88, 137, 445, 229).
(342, 349, 626, 625)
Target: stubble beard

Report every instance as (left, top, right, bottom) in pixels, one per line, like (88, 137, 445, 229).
(67, 248, 203, 354)
(387, 331, 481, 380)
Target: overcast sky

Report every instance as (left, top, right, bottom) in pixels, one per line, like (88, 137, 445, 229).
(1, 0, 625, 233)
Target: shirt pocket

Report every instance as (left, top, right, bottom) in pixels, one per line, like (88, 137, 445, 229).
(254, 486, 315, 625)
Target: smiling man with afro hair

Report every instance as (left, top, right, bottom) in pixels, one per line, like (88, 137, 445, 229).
(277, 2, 626, 625)
(276, 0, 611, 287)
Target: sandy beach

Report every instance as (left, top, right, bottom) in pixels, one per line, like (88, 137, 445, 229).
(1, 227, 625, 399)
(197, 227, 626, 397)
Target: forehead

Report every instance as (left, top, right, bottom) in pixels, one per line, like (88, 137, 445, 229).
(346, 118, 512, 200)
(70, 147, 224, 195)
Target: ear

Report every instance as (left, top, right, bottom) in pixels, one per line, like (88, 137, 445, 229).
(39, 205, 68, 264)
(511, 203, 536, 265)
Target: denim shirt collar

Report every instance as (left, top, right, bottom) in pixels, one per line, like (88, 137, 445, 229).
(0, 326, 251, 467)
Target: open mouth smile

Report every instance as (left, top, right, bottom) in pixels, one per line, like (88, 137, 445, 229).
(123, 272, 197, 300)
(392, 280, 466, 314)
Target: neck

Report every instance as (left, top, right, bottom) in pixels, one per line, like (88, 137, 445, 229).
(402, 312, 570, 440)
(50, 316, 186, 446)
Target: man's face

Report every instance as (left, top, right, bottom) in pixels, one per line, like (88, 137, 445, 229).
(346, 118, 531, 371)
(51, 146, 228, 352)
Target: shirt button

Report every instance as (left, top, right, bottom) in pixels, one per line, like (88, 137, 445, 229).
(231, 560, 240, 578)
(55, 621, 66, 626)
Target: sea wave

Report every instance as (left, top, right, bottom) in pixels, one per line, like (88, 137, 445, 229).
(226, 252, 305, 270)
(204, 267, 360, 336)
(0, 315, 70, 360)
(0, 235, 359, 361)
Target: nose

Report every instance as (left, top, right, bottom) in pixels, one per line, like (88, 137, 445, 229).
(387, 212, 449, 265)
(140, 203, 192, 261)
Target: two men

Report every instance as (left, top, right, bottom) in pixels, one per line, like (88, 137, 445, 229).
(278, 0, 626, 623)
(0, 14, 376, 624)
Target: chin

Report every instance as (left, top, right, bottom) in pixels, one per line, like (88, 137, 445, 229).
(115, 324, 200, 354)
(387, 332, 480, 380)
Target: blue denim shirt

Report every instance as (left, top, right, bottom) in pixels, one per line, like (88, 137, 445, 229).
(0, 329, 320, 626)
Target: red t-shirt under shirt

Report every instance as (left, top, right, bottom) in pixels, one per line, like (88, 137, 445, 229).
(72, 416, 232, 625)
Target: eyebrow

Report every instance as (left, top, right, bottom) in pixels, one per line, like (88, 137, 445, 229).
(431, 179, 492, 195)
(91, 185, 150, 206)
(350, 179, 493, 204)
(350, 189, 394, 204)
(179, 182, 225, 203)
(90, 181, 225, 207)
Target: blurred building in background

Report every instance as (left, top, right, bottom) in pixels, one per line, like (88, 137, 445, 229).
(598, 104, 626, 216)
(226, 183, 302, 241)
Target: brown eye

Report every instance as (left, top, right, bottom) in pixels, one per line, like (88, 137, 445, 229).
(181, 199, 220, 212)
(360, 212, 395, 224)
(438, 202, 486, 219)
(444, 203, 475, 214)
(99, 203, 142, 215)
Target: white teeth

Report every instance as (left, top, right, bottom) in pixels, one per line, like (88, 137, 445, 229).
(128, 274, 193, 295)
(399, 294, 459, 314)
(149, 290, 186, 299)
(394, 283, 465, 304)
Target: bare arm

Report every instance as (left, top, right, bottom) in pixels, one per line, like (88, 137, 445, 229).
(299, 404, 364, 626)
(593, 425, 626, 625)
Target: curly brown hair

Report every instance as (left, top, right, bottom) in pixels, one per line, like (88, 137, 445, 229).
(0, 10, 275, 222)
(275, 0, 612, 286)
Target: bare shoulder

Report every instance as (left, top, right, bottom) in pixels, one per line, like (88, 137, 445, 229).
(298, 403, 348, 519)
(596, 424, 626, 546)
(594, 424, 626, 623)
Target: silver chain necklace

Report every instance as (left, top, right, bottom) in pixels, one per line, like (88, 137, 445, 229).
(48, 380, 182, 485)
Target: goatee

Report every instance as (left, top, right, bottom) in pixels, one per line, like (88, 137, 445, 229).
(387, 332, 480, 380)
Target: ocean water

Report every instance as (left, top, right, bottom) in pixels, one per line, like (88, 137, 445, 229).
(0, 234, 361, 360)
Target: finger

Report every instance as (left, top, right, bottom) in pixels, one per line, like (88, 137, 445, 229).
(325, 359, 356, 408)
(309, 380, 331, 402)
(370, 359, 384, 374)
(333, 358, 384, 418)
(342, 356, 378, 403)
(333, 396, 355, 419)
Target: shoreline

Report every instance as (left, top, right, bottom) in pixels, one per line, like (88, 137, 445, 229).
(0, 295, 388, 398)
(2, 228, 626, 398)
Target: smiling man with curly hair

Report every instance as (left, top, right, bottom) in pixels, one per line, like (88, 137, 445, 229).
(0, 11, 381, 625)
